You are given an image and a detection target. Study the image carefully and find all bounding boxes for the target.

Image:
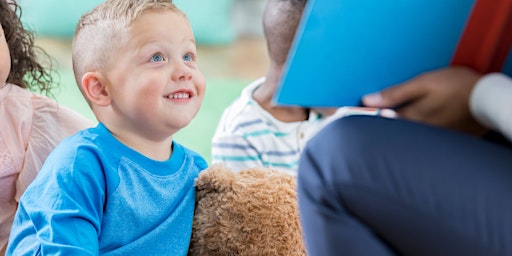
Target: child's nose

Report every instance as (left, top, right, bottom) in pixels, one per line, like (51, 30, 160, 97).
(172, 62, 192, 81)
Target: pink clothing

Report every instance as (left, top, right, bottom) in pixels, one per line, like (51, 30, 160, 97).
(0, 83, 94, 248)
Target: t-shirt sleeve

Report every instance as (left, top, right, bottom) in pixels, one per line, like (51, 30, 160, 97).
(470, 73, 512, 142)
(211, 133, 263, 172)
(8, 144, 105, 255)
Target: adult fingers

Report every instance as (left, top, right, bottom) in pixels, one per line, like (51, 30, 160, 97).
(362, 77, 427, 109)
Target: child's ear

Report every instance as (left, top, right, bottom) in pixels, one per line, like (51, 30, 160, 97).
(81, 72, 111, 107)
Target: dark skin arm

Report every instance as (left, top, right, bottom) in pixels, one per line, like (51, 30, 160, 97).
(362, 66, 488, 135)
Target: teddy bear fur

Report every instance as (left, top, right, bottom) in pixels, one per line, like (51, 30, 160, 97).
(188, 164, 306, 256)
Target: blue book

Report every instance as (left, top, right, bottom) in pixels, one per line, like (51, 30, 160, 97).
(275, 0, 512, 107)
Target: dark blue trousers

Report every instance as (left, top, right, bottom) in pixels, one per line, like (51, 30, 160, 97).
(298, 116, 512, 256)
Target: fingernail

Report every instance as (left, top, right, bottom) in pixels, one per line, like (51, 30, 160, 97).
(380, 109, 398, 118)
(363, 93, 382, 105)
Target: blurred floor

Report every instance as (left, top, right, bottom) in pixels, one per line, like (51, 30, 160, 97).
(36, 36, 269, 82)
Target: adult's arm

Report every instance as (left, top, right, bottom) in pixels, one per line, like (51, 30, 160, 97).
(470, 73, 512, 142)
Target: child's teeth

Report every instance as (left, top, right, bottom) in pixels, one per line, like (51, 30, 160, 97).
(170, 93, 190, 99)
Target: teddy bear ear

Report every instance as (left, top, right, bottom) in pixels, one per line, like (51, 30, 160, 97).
(194, 164, 236, 194)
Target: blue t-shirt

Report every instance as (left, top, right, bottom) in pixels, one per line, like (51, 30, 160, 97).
(7, 123, 208, 255)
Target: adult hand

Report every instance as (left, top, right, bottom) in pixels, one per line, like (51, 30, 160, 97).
(362, 66, 488, 135)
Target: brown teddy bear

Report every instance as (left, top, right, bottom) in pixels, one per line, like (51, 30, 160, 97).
(188, 164, 306, 256)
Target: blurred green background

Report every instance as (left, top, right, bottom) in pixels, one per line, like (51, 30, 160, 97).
(19, 0, 238, 45)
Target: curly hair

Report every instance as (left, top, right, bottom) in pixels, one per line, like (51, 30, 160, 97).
(0, 0, 54, 94)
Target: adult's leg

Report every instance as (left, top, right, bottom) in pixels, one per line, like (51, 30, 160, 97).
(298, 116, 512, 256)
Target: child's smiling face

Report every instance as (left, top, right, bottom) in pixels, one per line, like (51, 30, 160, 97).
(101, 9, 206, 141)
(0, 24, 11, 87)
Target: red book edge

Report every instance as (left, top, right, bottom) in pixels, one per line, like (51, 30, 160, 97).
(451, 0, 512, 73)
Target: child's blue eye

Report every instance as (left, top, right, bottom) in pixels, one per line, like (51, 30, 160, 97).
(150, 54, 165, 62)
(183, 53, 192, 62)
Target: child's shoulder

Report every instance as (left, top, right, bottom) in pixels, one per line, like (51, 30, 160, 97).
(45, 125, 106, 165)
(174, 142, 208, 171)
(35, 126, 109, 188)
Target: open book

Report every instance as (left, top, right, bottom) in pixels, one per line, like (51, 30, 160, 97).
(275, 0, 512, 107)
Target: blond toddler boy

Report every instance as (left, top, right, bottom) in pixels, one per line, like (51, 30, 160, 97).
(7, 0, 207, 255)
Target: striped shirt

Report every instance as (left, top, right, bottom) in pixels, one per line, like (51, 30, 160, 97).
(211, 78, 323, 175)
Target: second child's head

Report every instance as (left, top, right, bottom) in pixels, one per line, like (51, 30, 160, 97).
(72, 0, 205, 142)
(263, 0, 307, 67)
